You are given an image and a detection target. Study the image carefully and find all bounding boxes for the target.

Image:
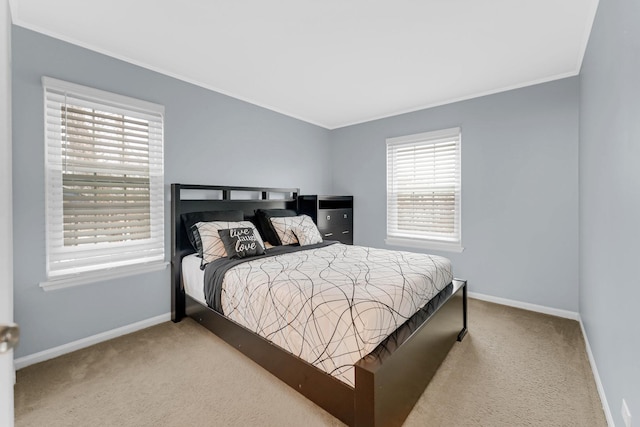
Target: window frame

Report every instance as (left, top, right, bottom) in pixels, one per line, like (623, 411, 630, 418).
(385, 127, 463, 253)
(40, 77, 167, 290)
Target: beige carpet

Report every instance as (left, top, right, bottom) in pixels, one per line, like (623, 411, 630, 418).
(14, 299, 607, 427)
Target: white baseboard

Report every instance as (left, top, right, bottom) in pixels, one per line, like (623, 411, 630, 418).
(467, 291, 580, 320)
(579, 318, 615, 427)
(14, 312, 171, 370)
(467, 291, 613, 426)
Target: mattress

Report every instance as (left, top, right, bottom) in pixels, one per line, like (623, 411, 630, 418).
(182, 253, 207, 305)
(183, 243, 452, 386)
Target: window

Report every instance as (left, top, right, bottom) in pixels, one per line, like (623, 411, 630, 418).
(42, 77, 165, 289)
(386, 127, 462, 252)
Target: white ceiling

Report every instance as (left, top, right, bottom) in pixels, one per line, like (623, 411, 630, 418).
(10, 0, 599, 129)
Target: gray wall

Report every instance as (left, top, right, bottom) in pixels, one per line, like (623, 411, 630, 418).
(12, 26, 332, 358)
(580, 0, 640, 424)
(331, 78, 580, 312)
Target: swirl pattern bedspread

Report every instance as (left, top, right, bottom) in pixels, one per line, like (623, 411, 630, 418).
(204, 243, 452, 386)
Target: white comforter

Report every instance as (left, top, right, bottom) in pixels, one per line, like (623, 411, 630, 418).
(218, 243, 453, 386)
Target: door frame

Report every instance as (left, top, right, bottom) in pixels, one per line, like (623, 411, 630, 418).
(1, 0, 15, 426)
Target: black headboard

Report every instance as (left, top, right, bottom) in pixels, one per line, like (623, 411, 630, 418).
(171, 184, 299, 321)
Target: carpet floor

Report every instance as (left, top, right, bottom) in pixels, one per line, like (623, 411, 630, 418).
(14, 298, 607, 426)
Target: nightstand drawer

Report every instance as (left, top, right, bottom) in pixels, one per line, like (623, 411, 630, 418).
(320, 228, 352, 238)
(322, 230, 352, 244)
(317, 208, 352, 231)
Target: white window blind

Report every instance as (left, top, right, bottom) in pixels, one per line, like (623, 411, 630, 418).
(43, 77, 165, 281)
(386, 127, 462, 251)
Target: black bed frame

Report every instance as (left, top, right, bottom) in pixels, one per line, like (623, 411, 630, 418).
(171, 184, 467, 427)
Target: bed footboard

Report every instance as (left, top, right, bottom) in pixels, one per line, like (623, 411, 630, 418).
(354, 279, 467, 427)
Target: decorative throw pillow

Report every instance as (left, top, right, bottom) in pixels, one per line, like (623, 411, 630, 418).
(195, 220, 265, 267)
(218, 227, 266, 259)
(254, 209, 298, 245)
(269, 215, 322, 246)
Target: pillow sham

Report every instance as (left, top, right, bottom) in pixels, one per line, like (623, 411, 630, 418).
(218, 227, 266, 259)
(195, 220, 265, 267)
(182, 210, 244, 255)
(269, 215, 322, 246)
(254, 209, 298, 245)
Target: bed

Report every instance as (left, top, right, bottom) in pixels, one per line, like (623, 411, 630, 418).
(171, 184, 467, 427)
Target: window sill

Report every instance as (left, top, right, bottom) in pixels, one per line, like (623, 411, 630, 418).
(39, 261, 169, 291)
(385, 237, 464, 253)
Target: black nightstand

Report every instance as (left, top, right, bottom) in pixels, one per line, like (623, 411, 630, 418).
(298, 195, 353, 245)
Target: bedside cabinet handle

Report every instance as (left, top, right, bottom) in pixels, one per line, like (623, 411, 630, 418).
(324, 232, 333, 237)
(342, 230, 350, 234)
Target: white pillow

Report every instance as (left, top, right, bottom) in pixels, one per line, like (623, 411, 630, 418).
(195, 221, 265, 265)
(269, 215, 322, 246)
